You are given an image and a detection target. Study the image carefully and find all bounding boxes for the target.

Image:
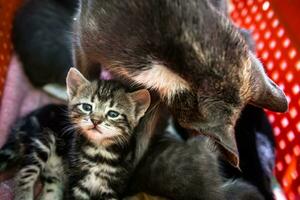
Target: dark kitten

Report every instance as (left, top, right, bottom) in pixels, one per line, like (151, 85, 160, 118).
(221, 105, 276, 200)
(0, 68, 150, 200)
(12, 0, 78, 87)
(74, 0, 287, 166)
(127, 130, 264, 200)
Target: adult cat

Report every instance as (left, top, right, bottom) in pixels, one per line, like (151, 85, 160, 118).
(73, 0, 288, 166)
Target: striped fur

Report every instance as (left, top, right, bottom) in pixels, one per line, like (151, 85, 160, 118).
(0, 75, 150, 200)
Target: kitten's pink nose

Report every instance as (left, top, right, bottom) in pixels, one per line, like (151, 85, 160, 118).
(91, 118, 102, 126)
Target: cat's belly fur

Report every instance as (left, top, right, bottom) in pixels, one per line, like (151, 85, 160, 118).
(78, 165, 119, 195)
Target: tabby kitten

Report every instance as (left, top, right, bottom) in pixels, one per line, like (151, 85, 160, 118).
(74, 0, 288, 166)
(0, 68, 150, 200)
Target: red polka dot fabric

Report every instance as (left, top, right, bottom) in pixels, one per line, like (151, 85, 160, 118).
(0, 0, 22, 99)
(230, 1, 300, 199)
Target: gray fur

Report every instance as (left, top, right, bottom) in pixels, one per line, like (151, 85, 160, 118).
(74, 0, 287, 166)
(128, 131, 265, 200)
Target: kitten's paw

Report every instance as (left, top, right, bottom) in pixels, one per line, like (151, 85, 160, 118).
(39, 176, 64, 200)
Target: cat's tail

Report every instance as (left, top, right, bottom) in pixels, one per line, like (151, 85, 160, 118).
(222, 179, 265, 200)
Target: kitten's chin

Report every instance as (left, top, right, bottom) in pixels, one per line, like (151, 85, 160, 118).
(84, 128, 120, 145)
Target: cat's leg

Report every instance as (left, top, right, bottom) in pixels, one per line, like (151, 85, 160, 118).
(39, 176, 64, 200)
(14, 134, 53, 200)
(39, 153, 65, 200)
(14, 160, 42, 200)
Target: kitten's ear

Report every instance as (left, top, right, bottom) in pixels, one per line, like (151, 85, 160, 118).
(248, 53, 288, 112)
(66, 67, 90, 99)
(129, 89, 151, 119)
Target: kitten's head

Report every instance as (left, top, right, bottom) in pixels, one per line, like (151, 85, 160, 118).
(66, 68, 150, 146)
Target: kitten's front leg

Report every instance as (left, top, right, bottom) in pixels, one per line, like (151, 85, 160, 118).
(14, 134, 52, 200)
(39, 176, 64, 200)
(14, 164, 41, 200)
(39, 151, 65, 200)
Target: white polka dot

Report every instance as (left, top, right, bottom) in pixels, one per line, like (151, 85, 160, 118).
(290, 107, 297, 119)
(268, 114, 275, 123)
(262, 51, 269, 59)
(255, 14, 262, 22)
(293, 84, 300, 95)
(245, 16, 252, 24)
(272, 71, 279, 81)
(283, 38, 291, 48)
(276, 162, 283, 171)
(274, 50, 282, 59)
(286, 72, 293, 82)
(241, 8, 248, 17)
(253, 33, 260, 40)
(293, 145, 300, 156)
(284, 154, 291, 164)
(264, 31, 271, 39)
(266, 61, 274, 70)
(279, 140, 286, 150)
(289, 49, 297, 59)
(288, 131, 295, 142)
(262, 1, 270, 11)
(267, 10, 274, 19)
(259, 21, 267, 30)
(251, 5, 258, 13)
(269, 40, 276, 49)
(272, 19, 279, 28)
(247, 0, 254, 6)
(281, 117, 289, 127)
(274, 127, 280, 136)
(277, 28, 285, 38)
(280, 61, 287, 70)
(238, 2, 244, 9)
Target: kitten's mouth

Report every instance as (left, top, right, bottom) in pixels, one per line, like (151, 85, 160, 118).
(90, 126, 102, 134)
(84, 125, 120, 145)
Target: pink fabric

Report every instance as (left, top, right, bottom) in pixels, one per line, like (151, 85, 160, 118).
(0, 55, 61, 199)
(100, 69, 113, 80)
(0, 180, 14, 200)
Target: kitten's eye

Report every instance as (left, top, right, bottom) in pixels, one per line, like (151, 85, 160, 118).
(81, 103, 92, 112)
(107, 110, 120, 118)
